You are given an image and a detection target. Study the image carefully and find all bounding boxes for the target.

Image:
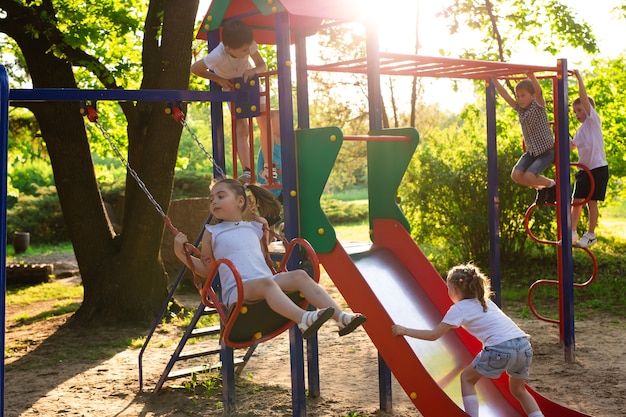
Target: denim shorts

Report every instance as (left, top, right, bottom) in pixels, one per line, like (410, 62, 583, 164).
(472, 337, 533, 379)
(513, 148, 555, 176)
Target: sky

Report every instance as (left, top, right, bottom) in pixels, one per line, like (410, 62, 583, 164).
(367, 0, 624, 111)
(197, 0, 624, 112)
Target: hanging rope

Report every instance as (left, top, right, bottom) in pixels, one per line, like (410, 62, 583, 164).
(167, 104, 227, 179)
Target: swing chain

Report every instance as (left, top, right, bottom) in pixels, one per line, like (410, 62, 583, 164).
(173, 106, 227, 179)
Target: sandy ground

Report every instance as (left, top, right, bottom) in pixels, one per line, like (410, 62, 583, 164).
(4, 253, 625, 417)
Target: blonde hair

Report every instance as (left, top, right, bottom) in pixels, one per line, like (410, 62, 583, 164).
(446, 263, 492, 312)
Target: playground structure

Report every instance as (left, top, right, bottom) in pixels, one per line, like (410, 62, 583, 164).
(0, 0, 599, 416)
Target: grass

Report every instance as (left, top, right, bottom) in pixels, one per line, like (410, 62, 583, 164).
(5, 241, 74, 262)
(6, 281, 83, 306)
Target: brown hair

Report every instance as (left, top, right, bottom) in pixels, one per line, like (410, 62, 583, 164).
(221, 20, 254, 49)
(573, 96, 596, 108)
(515, 79, 535, 95)
(446, 263, 492, 312)
(211, 178, 281, 222)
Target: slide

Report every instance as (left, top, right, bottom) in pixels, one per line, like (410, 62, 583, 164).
(318, 218, 592, 417)
(295, 126, 591, 416)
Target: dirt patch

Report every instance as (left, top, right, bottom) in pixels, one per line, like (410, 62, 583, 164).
(4, 254, 625, 416)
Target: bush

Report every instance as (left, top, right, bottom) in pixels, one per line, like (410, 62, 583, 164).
(7, 185, 68, 244)
(321, 199, 368, 224)
(172, 170, 213, 199)
(400, 104, 554, 264)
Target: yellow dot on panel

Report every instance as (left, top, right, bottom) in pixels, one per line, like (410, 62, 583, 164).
(241, 306, 248, 314)
(249, 79, 256, 87)
(268, 0, 274, 4)
(236, 108, 242, 114)
(235, 82, 241, 89)
(318, 228, 325, 235)
(285, 60, 292, 68)
(251, 105, 257, 111)
(79, 108, 85, 115)
(410, 392, 417, 400)
(254, 332, 262, 340)
(164, 107, 171, 114)
(290, 190, 296, 197)
(330, 135, 337, 142)
(207, 16, 213, 21)
(271, 6, 278, 13)
(204, 24, 210, 31)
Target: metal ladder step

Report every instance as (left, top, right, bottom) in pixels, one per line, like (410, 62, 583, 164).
(166, 358, 245, 381)
(190, 325, 221, 338)
(177, 346, 222, 361)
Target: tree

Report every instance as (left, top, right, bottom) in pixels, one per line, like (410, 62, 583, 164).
(0, 0, 199, 324)
(440, 0, 598, 62)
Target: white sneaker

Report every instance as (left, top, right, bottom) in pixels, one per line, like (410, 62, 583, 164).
(576, 232, 597, 248)
(571, 231, 579, 245)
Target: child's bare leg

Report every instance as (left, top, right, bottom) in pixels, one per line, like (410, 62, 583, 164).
(256, 114, 272, 178)
(270, 109, 281, 145)
(273, 270, 343, 320)
(243, 277, 304, 322)
(509, 377, 542, 415)
(587, 200, 599, 233)
(460, 365, 482, 417)
(515, 170, 553, 188)
(235, 119, 251, 169)
(571, 198, 584, 231)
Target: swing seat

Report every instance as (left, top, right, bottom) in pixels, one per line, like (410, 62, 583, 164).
(191, 237, 321, 349)
(224, 291, 307, 347)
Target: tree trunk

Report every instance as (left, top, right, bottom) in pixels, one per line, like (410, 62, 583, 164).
(1, 0, 199, 324)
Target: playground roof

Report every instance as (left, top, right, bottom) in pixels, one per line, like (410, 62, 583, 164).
(196, 0, 367, 45)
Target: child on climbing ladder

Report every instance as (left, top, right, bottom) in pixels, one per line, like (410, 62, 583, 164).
(569, 69, 609, 248)
(190, 19, 275, 183)
(173, 178, 366, 339)
(492, 72, 556, 206)
(392, 263, 544, 417)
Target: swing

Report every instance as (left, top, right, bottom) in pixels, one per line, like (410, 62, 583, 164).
(82, 103, 321, 349)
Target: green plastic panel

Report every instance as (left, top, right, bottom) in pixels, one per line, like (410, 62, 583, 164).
(252, 0, 286, 16)
(367, 128, 420, 234)
(198, 0, 230, 35)
(296, 127, 343, 254)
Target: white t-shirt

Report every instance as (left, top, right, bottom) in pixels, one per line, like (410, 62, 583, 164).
(202, 41, 258, 79)
(572, 106, 608, 170)
(442, 299, 528, 347)
(206, 220, 274, 305)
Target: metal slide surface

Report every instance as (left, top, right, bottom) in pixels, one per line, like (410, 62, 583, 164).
(318, 218, 592, 417)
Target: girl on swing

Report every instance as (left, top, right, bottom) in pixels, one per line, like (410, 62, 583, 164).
(173, 178, 366, 339)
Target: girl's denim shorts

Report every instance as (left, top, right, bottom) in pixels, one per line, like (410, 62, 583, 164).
(472, 337, 533, 379)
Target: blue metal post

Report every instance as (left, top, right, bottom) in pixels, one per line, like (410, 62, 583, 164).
(485, 79, 502, 306)
(293, 31, 322, 400)
(1, 64, 10, 417)
(207, 30, 227, 177)
(275, 11, 306, 417)
(294, 34, 310, 130)
(203, 26, 234, 413)
(365, 21, 392, 414)
(555, 59, 575, 362)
